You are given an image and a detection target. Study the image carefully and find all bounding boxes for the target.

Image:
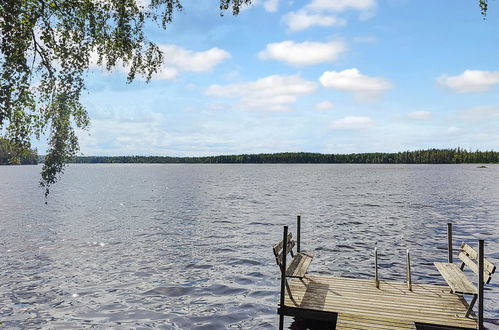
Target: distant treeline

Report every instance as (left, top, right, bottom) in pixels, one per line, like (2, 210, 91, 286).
(69, 148, 499, 164)
(0, 138, 38, 165)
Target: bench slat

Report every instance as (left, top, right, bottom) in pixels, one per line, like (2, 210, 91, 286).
(460, 243, 496, 275)
(286, 252, 313, 278)
(458, 252, 493, 284)
(434, 262, 477, 294)
(273, 233, 292, 256)
(276, 239, 296, 265)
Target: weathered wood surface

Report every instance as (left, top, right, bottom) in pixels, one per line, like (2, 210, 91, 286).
(336, 313, 416, 329)
(273, 231, 313, 279)
(434, 262, 477, 294)
(458, 252, 492, 284)
(285, 252, 313, 278)
(275, 240, 296, 265)
(461, 243, 496, 275)
(273, 233, 292, 256)
(283, 275, 477, 329)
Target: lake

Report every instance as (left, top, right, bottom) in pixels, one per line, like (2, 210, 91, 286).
(0, 164, 498, 329)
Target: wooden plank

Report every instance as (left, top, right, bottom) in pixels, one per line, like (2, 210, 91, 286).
(276, 239, 295, 265)
(286, 253, 313, 278)
(286, 279, 468, 314)
(284, 296, 475, 328)
(337, 312, 439, 328)
(281, 275, 477, 329)
(458, 252, 493, 283)
(286, 290, 469, 318)
(286, 276, 464, 300)
(286, 285, 469, 315)
(284, 295, 475, 328)
(291, 276, 464, 301)
(273, 233, 292, 255)
(286, 283, 469, 311)
(434, 262, 477, 294)
(460, 243, 496, 275)
(337, 313, 416, 329)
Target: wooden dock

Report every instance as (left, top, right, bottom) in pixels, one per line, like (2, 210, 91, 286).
(274, 219, 494, 329)
(281, 275, 477, 329)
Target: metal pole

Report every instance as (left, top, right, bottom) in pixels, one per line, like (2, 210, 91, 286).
(478, 239, 484, 330)
(406, 249, 412, 291)
(279, 226, 288, 330)
(375, 247, 379, 289)
(296, 215, 301, 253)
(447, 223, 453, 263)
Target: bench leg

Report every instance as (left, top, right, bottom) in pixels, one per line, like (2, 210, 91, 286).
(465, 294, 477, 318)
(285, 280, 296, 304)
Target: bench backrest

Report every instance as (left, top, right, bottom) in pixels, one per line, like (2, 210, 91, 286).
(273, 232, 295, 267)
(458, 243, 496, 284)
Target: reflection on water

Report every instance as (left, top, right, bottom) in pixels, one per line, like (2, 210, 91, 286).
(0, 164, 498, 329)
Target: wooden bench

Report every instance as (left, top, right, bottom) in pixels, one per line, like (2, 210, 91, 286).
(434, 242, 496, 317)
(273, 231, 314, 278)
(276, 219, 315, 330)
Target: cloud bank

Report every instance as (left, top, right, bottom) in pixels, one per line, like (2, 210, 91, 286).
(206, 74, 317, 112)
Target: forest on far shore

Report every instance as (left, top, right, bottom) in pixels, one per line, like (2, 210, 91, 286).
(69, 148, 499, 164)
(3, 145, 498, 166)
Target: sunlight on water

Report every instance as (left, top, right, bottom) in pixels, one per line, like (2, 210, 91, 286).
(0, 164, 498, 329)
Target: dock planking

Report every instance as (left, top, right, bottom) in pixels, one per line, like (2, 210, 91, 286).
(282, 275, 477, 329)
(274, 220, 489, 329)
(336, 312, 417, 329)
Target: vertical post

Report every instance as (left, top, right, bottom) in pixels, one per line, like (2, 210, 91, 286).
(447, 223, 453, 263)
(478, 239, 484, 330)
(296, 215, 301, 253)
(279, 226, 288, 330)
(406, 249, 412, 291)
(375, 247, 379, 289)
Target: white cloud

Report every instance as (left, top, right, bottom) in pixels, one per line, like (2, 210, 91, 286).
(282, 10, 346, 32)
(330, 116, 374, 130)
(315, 101, 335, 111)
(157, 45, 231, 75)
(404, 110, 432, 121)
(151, 67, 179, 80)
(205, 74, 317, 112)
(282, 0, 377, 32)
(90, 45, 230, 80)
(319, 68, 392, 101)
(263, 0, 280, 12)
(437, 70, 499, 93)
(306, 0, 376, 12)
(458, 105, 499, 122)
(258, 40, 346, 66)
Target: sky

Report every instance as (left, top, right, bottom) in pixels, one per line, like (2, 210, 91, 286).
(39, 0, 499, 156)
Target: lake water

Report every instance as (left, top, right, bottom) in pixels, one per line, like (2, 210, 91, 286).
(0, 164, 498, 329)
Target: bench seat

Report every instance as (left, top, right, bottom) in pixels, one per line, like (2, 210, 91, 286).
(286, 252, 314, 278)
(434, 262, 477, 295)
(273, 231, 314, 279)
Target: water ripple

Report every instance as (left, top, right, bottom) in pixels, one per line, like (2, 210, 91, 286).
(0, 164, 498, 328)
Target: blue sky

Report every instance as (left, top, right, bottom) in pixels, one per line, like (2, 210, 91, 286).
(43, 0, 499, 156)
